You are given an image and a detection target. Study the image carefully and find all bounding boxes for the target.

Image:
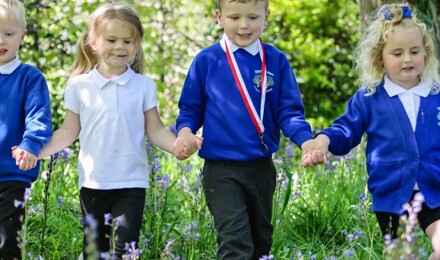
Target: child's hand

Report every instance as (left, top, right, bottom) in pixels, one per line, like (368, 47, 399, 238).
(301, 135, 331, 167)
(11, 146, 38, 171)
(173, 134, 203, 160)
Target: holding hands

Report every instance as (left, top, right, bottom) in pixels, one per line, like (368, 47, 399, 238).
(173, 127, 203, 160)
(301, 134, 331, 167)
(11, 146, 38, 171)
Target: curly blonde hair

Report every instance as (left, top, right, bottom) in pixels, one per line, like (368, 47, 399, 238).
(354, 3, 440, 94)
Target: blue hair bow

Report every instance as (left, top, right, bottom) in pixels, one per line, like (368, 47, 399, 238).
(380, 5, 412, 21)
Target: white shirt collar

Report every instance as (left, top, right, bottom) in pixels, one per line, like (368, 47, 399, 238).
(383, 74, 431, 98)
(90, 65, 136, 89)
(220, 34, 260, 56)
(0, 56, 21, 75)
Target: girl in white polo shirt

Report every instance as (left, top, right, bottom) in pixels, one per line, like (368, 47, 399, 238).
(34, 3, 202, 259)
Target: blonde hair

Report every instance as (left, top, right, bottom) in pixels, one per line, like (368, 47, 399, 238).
(217, 0, 268, 10)
(71, 3, 145, 77)
(355, 3, 440, 94)
(0, 0, 26, 30)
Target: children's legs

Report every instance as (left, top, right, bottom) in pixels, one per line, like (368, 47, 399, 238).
(375, 211, 401, 239)
(80, 187, 146, 260)
(426, 220, 440, 260)
(203, 161, 253, 259)
(249, 161, 276, 259)
(80, 188, 112, 259)
(111, 188, 145, 258)
(418, 204, 440, 260)
(202, 158, 275, 260)
(0, 181, 29, 260)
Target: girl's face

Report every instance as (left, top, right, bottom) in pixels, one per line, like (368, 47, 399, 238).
(216, 1, 268, 47)
(382, 25, 425, 89)
(91, 19, 136, 78)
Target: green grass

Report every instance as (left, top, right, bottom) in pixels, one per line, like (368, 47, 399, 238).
(21, 141, 432, 259)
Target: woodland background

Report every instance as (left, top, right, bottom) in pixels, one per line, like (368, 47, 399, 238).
(21, 0, 439, 132)
(16, 0, 440, 259)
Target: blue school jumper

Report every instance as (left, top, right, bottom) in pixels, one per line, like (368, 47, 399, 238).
(177, 41, 312, 160)
(0, 63, 52, 183)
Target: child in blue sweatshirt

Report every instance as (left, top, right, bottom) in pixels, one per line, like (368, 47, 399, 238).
(176, 0, 316, 258)
(1, 0, 52, 258)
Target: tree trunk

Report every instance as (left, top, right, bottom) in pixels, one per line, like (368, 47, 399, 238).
(428, 1, 440, 53)
(357, 0, 440, 57)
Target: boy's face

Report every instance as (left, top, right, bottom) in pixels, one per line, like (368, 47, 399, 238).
(0, 20, 25, 66)
(216, 1, 268, 48)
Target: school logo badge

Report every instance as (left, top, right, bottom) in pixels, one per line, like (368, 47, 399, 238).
(437, 107, 440, 126)
(253, 73, 274, 93)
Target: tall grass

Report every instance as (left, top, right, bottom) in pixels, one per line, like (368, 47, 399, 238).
(22, 140, 432, 259)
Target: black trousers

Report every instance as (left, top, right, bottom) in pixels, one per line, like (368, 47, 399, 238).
(375, 191, 440, 239)
(202, 158, 276, 260)
(80, 187, 146, 260)
(0, 181, 29, 260)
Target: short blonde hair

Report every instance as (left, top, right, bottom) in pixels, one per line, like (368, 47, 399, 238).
(0, 0, 26, 30)
(217, 0, 268, 10)
(355, 3, 440, 94)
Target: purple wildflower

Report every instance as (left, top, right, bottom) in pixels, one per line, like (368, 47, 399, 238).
(286, 142, 293, 161)
(163, 239, 174, 255)
(343, 249, 354, 256)
(85, 214, 98, 231)
(104, 213, 112, 226)
(58, 196, 64, 206)
(155, 174, 171, 191)
(150, 155, 161, 174)
(14, 187, 30, 208)
(124, 241, 143, 258)
(52, 148, 72, 164)
(182, 164, 193, 173)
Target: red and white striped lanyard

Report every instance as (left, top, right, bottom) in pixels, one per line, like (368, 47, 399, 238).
(223, 37, 268, 153)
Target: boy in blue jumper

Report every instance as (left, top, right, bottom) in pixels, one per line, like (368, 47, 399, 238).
(176, 0, 317, 258)
(303, 4, 440, 259)
(1, 0, 52, 258)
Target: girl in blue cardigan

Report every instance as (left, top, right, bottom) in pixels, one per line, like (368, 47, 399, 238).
(303, 3, 440, 259)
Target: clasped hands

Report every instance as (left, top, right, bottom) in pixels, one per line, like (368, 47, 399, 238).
(173, 128, 203, 160)
(301, 134, 331, 167)
(11, 146, 37, 171)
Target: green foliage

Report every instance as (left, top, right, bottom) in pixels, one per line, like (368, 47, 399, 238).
(265, 0, 361, 130)
(20, 0, 361, 131)
(16, 1, 438, 258)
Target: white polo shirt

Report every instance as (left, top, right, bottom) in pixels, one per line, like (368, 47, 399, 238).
(65, 66, 157, 189)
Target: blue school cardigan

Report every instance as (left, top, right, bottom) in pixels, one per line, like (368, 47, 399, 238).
(320, 82, 440, 214)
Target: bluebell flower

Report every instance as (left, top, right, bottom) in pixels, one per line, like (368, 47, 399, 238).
(52, 148, 72, 164)
(85, 214, 98, 231)
(155, 174, 171, 190)
(124, 241, 143, 257)
(150, 155, 161, 174)
(104, 213, 112, 226)
(286, 142, 293, 161)
(164, 239, 174, 254)
(58, 196, 65, 206)
(182, 164, 193, 173)
(343, 249, 354, 256)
